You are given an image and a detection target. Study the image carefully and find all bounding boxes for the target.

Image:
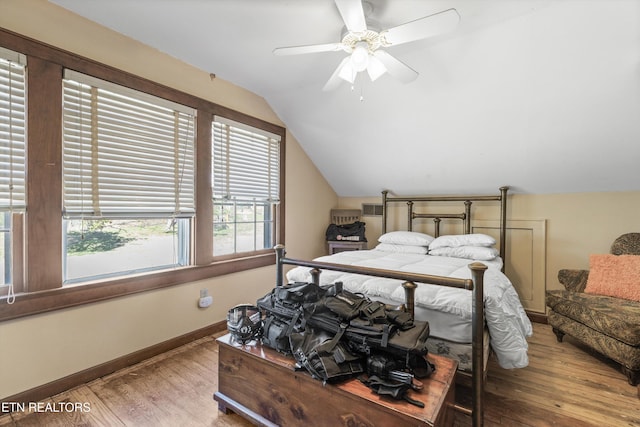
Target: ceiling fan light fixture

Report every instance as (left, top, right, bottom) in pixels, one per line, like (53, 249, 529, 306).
(338, 60, 356, 84)
(350, 42, 370, 72)
(366, 54, 386, 81)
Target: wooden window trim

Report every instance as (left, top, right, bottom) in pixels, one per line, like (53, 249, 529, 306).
(0, 28, 285, 322)
(0, 252, 275, 322)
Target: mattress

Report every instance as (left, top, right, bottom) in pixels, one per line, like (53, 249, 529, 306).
(286, 248, 533, 369)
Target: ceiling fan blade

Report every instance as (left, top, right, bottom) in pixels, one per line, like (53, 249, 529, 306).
(335, 0, 367, 33)
(273, 43, 344, 56)
(323, 57, 352, 91)
(382, 8, 460, 47)
(372, 50, 418, 83)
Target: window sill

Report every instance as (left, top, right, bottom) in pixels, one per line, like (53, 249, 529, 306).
(0, 251, 275, 322)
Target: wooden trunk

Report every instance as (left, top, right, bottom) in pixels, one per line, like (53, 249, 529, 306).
(214, 334, 457, 427)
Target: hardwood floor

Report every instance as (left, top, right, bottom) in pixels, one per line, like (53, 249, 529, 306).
(1, 322, 638, 426)
(455, 322, 639, 427)
(0, 337, 252, 427)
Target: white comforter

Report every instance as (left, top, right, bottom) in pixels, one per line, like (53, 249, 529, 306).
(286, 249, 533, 369)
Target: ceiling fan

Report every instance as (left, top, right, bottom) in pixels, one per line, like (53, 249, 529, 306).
(273, 0, 460, 91)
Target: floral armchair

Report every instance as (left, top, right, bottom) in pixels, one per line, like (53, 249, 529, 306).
(545, 233, 640, 386)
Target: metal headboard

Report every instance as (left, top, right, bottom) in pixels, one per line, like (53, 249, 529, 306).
(381, 186, 509, 272)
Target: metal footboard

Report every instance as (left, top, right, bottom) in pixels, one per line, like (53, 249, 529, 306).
(275, 245, 487, 427)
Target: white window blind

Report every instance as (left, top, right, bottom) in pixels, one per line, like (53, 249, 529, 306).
(212, 116, 280, 203)
(0, 47, 26, 212)
(62, 70, 196, 218)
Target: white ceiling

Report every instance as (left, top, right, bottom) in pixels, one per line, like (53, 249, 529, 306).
(51, 0, 640, 197)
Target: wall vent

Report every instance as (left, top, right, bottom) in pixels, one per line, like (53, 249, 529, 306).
(362, 203, 383, 216)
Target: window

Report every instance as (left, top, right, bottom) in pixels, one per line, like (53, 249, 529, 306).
(212, 117, 280, 256)
(62, 70, 196, 283)
(0, 29, 285, 320)
(0, 47, 26, 299)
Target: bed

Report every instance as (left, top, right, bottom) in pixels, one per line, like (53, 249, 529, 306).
(276, 187, 533, 424)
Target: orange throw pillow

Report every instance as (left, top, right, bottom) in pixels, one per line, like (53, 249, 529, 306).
(584, 254, 640, 302)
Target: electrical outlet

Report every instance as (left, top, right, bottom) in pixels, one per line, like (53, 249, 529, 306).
(198, 288, 212, 308)
(198, 295, 213, 308)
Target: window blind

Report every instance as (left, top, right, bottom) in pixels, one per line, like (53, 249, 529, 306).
(62, 70, 196, 218)
(212, 116, 280, 203)
(0, 47, 26, 212)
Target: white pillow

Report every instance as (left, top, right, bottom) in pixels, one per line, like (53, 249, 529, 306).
(429, 246, 499, 261)
(429, 233, 496, 249)
(378, 231, 434, 246)
(375, 243, 429, 255)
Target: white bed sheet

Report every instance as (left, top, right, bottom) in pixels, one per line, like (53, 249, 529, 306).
(285, 249, 533, 369)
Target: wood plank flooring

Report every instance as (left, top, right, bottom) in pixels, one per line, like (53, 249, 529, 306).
(1, 322, 638, 426)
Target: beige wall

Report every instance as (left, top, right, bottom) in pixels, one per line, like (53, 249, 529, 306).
(0, 0, 337, 399)
(510, 191, 640, 289)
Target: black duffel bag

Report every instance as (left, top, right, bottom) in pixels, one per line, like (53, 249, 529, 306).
(325, 221, 367, 242)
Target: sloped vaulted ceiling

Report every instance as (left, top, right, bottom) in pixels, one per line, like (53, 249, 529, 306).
(51, 0, 640, 196)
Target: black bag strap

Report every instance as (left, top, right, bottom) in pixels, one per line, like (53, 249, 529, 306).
(285, 309, 302, 336)
(360, 375, 425, 408)
(293, 348, 325, 381)
(316, 322, 348, 353)
(381, 324, 390, 348)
